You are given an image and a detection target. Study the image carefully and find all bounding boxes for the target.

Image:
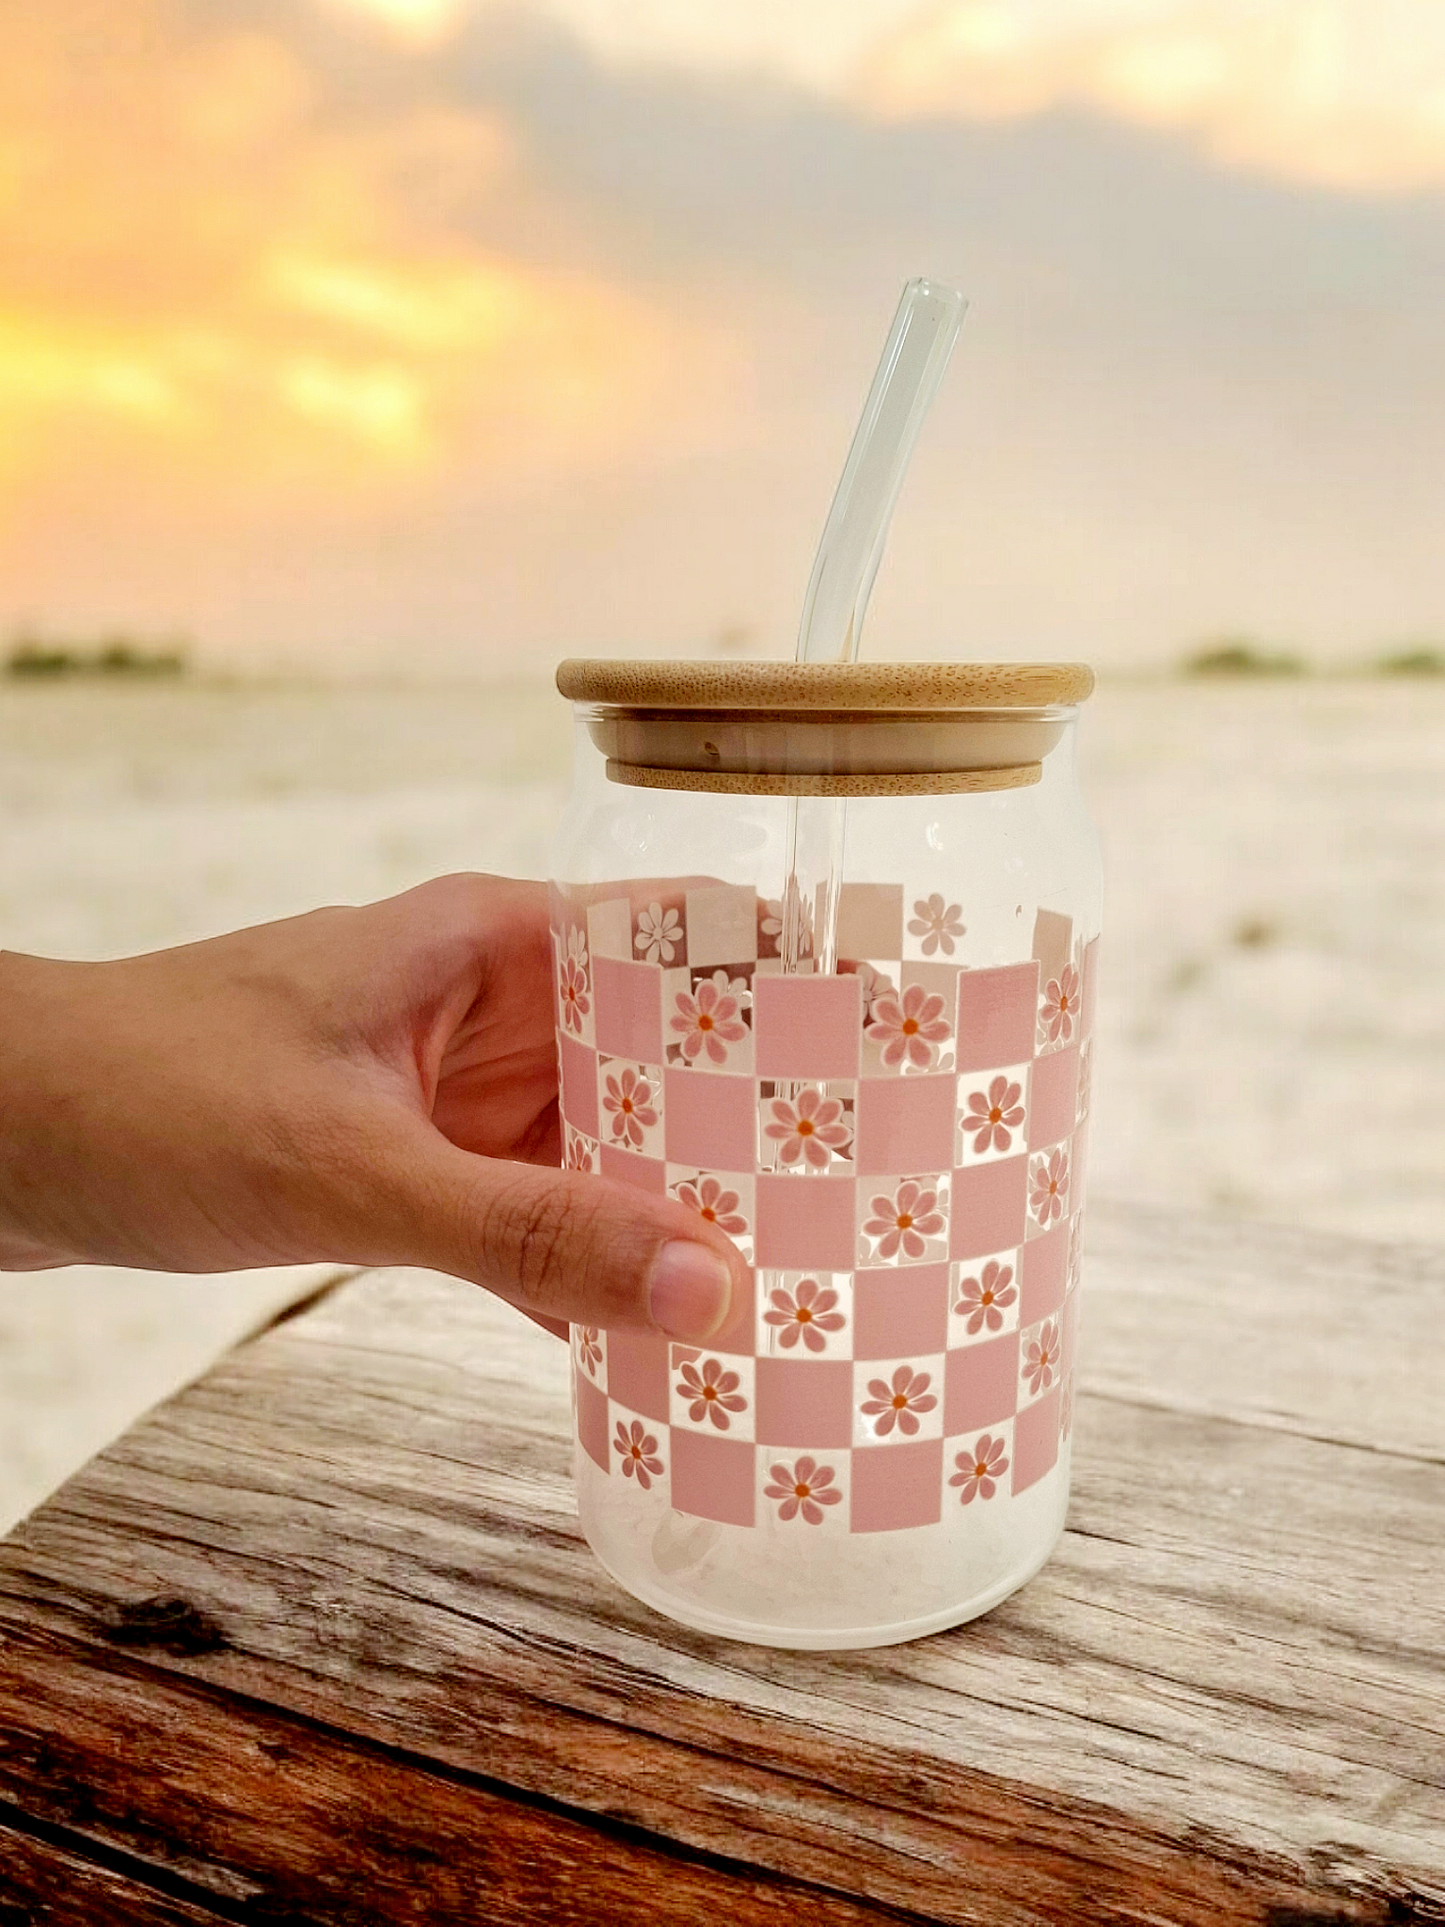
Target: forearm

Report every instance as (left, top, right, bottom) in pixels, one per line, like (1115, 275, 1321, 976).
(0, 951, 101, 1267)
(0, 938, 340, 1276)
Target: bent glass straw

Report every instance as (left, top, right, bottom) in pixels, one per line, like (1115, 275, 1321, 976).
(780, 278, 966, 976)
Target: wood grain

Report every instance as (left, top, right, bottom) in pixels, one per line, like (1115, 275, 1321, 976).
(0, 1629, 912, 1927)
(0, 1820, 226, 1925)
(555, 658, 1095, 710)
(605, 760, 1041, 795)
(1, 1206, 1441, 1925)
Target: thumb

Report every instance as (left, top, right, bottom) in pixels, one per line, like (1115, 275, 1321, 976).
(376, 1123, 749, 1339)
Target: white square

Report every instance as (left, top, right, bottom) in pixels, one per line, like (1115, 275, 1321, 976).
(758, 1445, 850, 1532)
(756, 1272, 854, 1359)
(955, 1062, 1030, 1165)
(948, 1250, 1021, 1346)
(757, 1080, 855, 1176)
(596, 1056, 664, 1159)
(607, 1399, 669, 1498)
(563, 1123, 600, 1175)
(553, 930, 595, 1047)
(669, 1345, 756, 1441)
(853, 1352, 946, 1445)
(857, 1172, 950, 1268)
(1017, 1314, 1064, 1407)
(1025, 1145, 1071, 1239)
(665, 1165, 755, 1263)
(861, 965, 957, 1077)
(663, 965, 754, 1074)
(573, 1322, 607, 1393)
(943, 1417, 1015, 1509)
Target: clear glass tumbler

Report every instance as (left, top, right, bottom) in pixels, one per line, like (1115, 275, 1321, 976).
(549, 659, 1101, 1648)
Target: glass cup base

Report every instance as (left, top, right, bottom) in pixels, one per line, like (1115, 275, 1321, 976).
(576, 1446, 1072, 1651)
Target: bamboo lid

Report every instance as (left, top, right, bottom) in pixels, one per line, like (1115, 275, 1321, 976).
(556, 659, 1093, 712)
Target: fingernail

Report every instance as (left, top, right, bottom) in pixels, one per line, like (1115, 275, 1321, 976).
(648, 1240, 732, 1339)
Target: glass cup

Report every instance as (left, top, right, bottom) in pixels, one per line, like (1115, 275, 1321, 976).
(549, 659, 1101, 1649)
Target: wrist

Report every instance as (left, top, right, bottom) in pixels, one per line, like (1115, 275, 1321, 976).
(0, 951, 95, 1268)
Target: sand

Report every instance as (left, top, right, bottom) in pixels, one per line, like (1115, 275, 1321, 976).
(1, 673, 1440, 1529)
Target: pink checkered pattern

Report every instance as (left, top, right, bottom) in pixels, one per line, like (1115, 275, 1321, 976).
(556, 881, 1094, 1534)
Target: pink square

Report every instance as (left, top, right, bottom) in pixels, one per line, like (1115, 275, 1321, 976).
(605, 1329, 670, 1422)
(753, 974, 862, 1079)
(599, 1144, 666, 1194)
(711, 1268, 756, 1355)
(853, 1265, 950, 1360)
(1032, 909, 1072, 990)
(670, 1430, 755, 1526)
(850, 1438, 943, 1532)
(754, 1176, 857, 1270)
(1020, 1222, 1069, 1325)
(1081, 936, 1100, 1040)
(836, 881, 904, 960)
(575, 1371, 610, 1472)
(950, 1156, 1028, 1260)
(663, 1069, 756, 1170)
(593, 956, 664, 1062)
(945, 1332, 1019, 1432)
(557, 1034, 599, 1137)
(1028, 1047, 1078, 1150)
(754, 1359, 853, 1447)
(854, 1076, 956, 1177)
(1012, 1384, 1060, 1494)
(956, 963, 1040, 1072)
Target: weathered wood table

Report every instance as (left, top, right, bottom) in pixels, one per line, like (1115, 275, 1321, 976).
(1, 1202, 1441, 1925)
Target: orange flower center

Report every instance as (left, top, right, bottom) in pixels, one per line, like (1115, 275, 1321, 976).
(892, 1392, 909, 1410)
(902, 1017, 919, 1035)
(980, 1288, 994, 1305)
(796, 1117, 814, 1135)
(700, 1206, 716, 1221)
(989, 1106, 1002, 1123)
(974, 1460, 988, 1477)
(702, 1384, 717, 1400)
(795, 1306, 812, 1323)
(896, 1213, 913, 1230)
(697, 1012, 713, 1030)
(1048, 1180, 1058, 1195)
(793, 1481, 811, 1499)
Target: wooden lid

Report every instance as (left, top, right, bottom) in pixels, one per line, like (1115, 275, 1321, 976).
(606, 760, 1042, 796)
(556, 659, 1093, 711)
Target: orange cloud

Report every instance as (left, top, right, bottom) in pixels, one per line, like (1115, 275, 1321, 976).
(0, 2, 683, 501)
(861, 0, 1445, 194)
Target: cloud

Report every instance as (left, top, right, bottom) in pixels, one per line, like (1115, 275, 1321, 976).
(0, 1, 684, 500)
(861, 0, 1445, 194)
(3, 1, 1445, 671)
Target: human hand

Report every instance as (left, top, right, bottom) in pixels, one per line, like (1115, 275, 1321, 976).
(0, 876, 747, 1340)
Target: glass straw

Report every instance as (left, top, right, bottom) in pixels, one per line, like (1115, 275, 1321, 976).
(781, 278, 966, 976)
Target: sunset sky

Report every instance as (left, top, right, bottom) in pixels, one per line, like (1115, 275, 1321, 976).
(4, 0, 1445, 672)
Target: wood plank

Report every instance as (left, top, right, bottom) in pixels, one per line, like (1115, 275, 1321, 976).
(1, 1211, 1442, 1924)
(0, 1627, 910, 1927)
(1083, 1200, 1445, 1457)
(0, 1631, 1420, 1927)
(0, 1818, 226, 1925)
